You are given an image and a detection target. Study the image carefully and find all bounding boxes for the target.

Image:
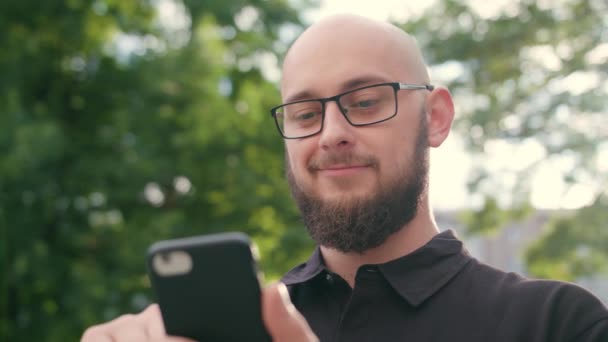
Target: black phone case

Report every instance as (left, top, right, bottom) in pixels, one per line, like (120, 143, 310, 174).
(146, 232, 271, 342)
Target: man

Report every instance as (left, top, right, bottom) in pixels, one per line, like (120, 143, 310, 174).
(82, 14, 608, 342)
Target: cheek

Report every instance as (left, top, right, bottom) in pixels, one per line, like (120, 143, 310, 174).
(376, 138, 412, 179)
(286, 143, 311, 178)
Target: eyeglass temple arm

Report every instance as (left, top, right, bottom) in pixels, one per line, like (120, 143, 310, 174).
(398, 83, 434, 91)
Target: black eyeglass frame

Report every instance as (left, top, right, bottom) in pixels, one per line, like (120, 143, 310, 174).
(270, 82, 434, 139)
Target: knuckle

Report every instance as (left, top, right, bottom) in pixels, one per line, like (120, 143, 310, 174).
(115, 313, 136, 323)
(143, 303, 161, 315)
(80, 313, 144, 341)
(80, 325, 107, 341)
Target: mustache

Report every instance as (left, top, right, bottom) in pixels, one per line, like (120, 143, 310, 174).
(308, 152, 379, 171)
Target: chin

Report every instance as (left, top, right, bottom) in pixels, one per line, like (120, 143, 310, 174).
(319, 188, 373, 205)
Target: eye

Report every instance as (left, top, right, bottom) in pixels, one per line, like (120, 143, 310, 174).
(295, 111, 319, 121)
(354, 99, 379, 108)
(342, 90, 384, 110)
(282, 101, 322, 122)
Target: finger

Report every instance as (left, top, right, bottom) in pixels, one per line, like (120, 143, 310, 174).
(139, 304, 166, 338)
(139, 304, 197, 342)
(147, 333, 198, 342)
(159, 337, 198, 342)
(262, 283, 319, 342)
(81, 306, 196, 342)
(82, 314, 146, 342)
(80, 315, 131, 342)
(107, 327, 147, 342)
(80, 336, 113, 342)
(80, 327, 114, 342)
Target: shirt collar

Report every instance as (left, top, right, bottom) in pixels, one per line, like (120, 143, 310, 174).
(281, 245, 326, 285)
(281, 230, 472, 307)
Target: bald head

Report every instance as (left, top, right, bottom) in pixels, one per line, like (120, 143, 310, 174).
(281, 15, 429, 99)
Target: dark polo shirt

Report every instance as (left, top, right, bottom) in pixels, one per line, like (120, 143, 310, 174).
(282, 230, 608, 341)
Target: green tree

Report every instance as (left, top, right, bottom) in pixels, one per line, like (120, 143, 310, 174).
(0, 1, 314, 340)
(525, 195, 608, 281)
(399, 0, 607, 279)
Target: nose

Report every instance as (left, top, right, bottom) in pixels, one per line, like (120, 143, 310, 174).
(318, 101, 355, 150)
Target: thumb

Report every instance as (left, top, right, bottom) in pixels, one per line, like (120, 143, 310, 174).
(262, 283, 319, 342)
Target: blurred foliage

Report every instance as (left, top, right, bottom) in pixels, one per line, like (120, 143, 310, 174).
(0, 0, 315, 340)
(1, 0, 607, 340)
(459, 197, 533, 236)
(525, 195, 608, 281)
(401, 0, 607, 279)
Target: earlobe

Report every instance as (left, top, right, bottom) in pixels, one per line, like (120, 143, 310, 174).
(425, 87, 455, 148)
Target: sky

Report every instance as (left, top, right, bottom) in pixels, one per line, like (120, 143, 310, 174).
(303, 0, 601, 210)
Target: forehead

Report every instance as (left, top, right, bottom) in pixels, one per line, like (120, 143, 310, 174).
(281, 23, 412, 101)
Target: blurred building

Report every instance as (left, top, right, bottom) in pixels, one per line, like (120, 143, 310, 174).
(435, 210, 608, 303)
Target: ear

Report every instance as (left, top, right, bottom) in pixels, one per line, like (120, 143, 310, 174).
(425, 86, 455, 148)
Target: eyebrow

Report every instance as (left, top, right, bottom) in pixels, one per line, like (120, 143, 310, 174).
(283, 75, 391, 104)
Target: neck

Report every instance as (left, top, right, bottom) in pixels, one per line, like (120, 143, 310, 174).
(320, 199, 439, 287)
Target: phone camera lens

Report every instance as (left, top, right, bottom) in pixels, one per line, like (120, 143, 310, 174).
(161, 253, 171, 263)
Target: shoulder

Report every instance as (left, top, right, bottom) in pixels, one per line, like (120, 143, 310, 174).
(467, 259, 604, 308)
(511, 276, 608, 340)
(464, 259, 608, 340)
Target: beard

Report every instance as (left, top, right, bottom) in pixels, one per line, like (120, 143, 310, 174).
(286, 113, 429, 254)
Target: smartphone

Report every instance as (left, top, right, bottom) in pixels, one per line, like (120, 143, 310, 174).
(146, 232, 271, 342)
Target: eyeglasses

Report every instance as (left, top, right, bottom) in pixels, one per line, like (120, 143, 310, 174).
(270, 82, 434, 139)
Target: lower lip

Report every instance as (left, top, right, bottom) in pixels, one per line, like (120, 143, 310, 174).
(318, 166, 370, 177)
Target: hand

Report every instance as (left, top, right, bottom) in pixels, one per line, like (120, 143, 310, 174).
(80, 303, 193, 342)
(262, 283, 319, 342)
(80, 283, 318, 342)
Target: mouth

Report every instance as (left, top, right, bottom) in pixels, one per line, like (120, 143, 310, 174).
(315, 164, 372, 176)
(307, 153, 378, 177)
